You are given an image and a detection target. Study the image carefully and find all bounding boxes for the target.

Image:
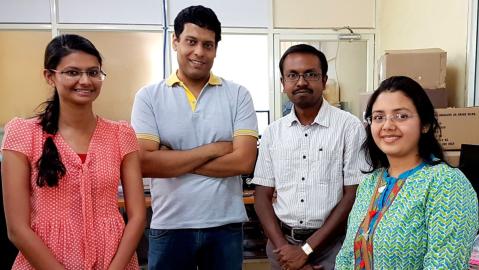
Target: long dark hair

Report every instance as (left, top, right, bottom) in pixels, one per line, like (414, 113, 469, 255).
(36, 34, 102, 187)
(362, 76, 444, 172)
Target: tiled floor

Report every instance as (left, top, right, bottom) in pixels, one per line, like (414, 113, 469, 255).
(243, 258, 271, 270)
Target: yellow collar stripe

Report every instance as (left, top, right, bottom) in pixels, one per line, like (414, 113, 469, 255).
(166, 72, 221, 86)
(166, 72, 221, 111)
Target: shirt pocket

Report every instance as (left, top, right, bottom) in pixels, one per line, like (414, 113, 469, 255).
(313, 147, 342, 184)
(270, 146, 296, 190)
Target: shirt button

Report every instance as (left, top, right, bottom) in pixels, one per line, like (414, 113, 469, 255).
(301, 177, 305, 181)
(303, 155, 306, 159)
(319, 148, 323, 151)
(304, 133, 308, 137)
(300, 221, 303, 224)
(301, 199, 304, 202)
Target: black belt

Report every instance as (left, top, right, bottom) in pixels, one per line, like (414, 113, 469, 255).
(279, 222, 318, 241)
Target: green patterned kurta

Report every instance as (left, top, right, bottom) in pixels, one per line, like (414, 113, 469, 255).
(336, 163, 479, 270)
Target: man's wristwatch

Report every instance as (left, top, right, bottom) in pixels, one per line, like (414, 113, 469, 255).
(301, 242, 313, 256)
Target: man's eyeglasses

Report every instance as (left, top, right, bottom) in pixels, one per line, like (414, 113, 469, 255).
(283, 72, 322, 82)
(366, 113, 417, 125)
(50, 69, 107, 81)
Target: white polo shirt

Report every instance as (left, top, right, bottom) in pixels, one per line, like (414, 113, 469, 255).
(252, 100, 367, 229)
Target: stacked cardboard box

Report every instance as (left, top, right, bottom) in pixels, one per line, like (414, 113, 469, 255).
(359, 88, 448, 117)
(365, 49, 479, 161)
(359, 48, 449, 118)
(378, 48, 447, 90)
(378, 48, 448, 108)
(443, 150, 461, 167)
(435, 107, 479, 151)
(323, 78, 340, 107)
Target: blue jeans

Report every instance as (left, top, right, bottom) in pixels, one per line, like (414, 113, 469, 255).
(148, 223, 243, 270)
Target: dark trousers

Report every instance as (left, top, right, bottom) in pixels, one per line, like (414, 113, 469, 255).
(266, 234, 344, 270)
(148, 223, 243, 270)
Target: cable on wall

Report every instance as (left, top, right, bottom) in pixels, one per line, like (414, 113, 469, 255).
(329, 26, 362, 110)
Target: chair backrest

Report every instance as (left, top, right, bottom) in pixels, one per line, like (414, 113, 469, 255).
(0, 161, 20, 267)
(459, 144, 479, 199)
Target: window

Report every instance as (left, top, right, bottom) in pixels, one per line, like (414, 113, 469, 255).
(171, 34, 270, 112)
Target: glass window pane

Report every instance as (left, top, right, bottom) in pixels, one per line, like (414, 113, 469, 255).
(0, 0, 51, 23)
(0, 31, 52, 126)
(62, 31, 164, 121)
(58, 0, 163, 25)
(171, 34, 270, 112)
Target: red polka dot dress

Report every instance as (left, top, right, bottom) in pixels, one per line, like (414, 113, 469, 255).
(2, 117, 140, 270)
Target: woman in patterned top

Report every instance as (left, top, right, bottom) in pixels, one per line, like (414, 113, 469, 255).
(335, 76, 479, 270)
(1, 34, 145, 269)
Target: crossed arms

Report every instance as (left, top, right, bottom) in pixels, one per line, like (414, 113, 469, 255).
(138, 135, 257, 178)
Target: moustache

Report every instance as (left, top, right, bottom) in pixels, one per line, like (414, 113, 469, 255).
(292, 88, 313, 95)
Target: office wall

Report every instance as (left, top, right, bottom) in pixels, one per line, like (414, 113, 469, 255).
(376, 0, 469, 107)
(61, 31, 164, 122)
(0, 31, 52, 126)
(0, 31, 163, 125)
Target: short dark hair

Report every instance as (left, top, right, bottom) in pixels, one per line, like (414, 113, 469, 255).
(174, 5, 222, 45)
(279, 44, 328, 77)
(362, 76, 445, 172)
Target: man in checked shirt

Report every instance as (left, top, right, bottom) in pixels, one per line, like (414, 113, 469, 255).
(253, 44, 367, 270)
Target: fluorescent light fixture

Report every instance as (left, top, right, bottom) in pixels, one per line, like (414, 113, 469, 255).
(338, 33, 361, 41)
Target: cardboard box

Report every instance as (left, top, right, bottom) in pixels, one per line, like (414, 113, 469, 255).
(359, 92, 373, 118)
(425, 88, 448, 108)
(379, 48, 447, 89)
(359, 88, 448, 117)
(443, 151, 461, 167)
(323, 78, 340, 106)
(435, 107, 479, 150)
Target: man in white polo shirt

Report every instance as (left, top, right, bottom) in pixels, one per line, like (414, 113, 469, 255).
(253, 44, 367, 270)
(130, 5, 258, 270)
